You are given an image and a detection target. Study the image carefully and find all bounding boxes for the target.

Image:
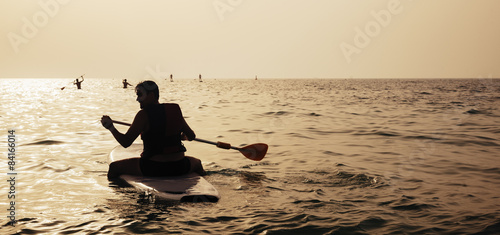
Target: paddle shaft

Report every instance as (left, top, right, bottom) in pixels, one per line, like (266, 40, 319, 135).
(110, 119, 267, 161)
(112, 120, 131, 127)
(193, 138, 241, 151)
(111, 120, 239, 150)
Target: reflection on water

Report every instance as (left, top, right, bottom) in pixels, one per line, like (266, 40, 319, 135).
(1, 78, 500, 234)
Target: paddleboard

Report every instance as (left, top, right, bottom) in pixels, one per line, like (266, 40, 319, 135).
(108, 144, 220, 202)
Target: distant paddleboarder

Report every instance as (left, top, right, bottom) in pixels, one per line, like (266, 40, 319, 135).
(199, 74, 202, 82)
(122, 79, 132, 88)
(170, 74, 173, 82)
(74, 75, 84, 89)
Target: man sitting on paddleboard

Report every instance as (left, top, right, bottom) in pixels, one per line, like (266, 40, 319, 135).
(101, 80, 206, 179)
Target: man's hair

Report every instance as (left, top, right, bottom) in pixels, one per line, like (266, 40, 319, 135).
(136, 80, 159, 100)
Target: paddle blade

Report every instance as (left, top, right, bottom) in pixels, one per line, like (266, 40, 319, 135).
(240, 143, 268, 161)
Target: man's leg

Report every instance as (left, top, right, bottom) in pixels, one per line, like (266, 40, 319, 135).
(108, 158, 142, 180)
(186, 156, 206, 176)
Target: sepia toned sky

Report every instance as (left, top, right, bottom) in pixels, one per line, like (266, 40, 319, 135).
(1, 0, 499, 79)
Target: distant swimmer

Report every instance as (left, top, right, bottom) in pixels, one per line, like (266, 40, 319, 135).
(74, 75, 84, 89)
(123, 79, 132, 88)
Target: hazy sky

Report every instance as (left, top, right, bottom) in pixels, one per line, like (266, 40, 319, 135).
(1, 0, 499, 79)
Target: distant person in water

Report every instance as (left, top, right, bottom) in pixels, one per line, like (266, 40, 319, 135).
(74, 76, 84, 89)
(101, 80, 206, 180)
(170, 74, 173, 82)
(122, 79, 132, 88)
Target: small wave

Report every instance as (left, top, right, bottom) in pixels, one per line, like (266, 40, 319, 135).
(375, 151, 402, 156)
(292, 199, 328, 207)
(239, 171, 267, 184)
(353, 130, 400, 137)
(241, 161, 278, 169)
(374, 131, 400, 137)
(440, 139, 499, 147)
(357, 216, 388, 230)
(465, 109, 488, 114)
(391, 203, 436, 211)
(264, 111, 290, 115)
(383, 195, 437, 211)
(287, 132, 314, 139)
(204, 216, 239, 222)
(41, 166, 73, 173)
(209, 168, 268, 185)
(25, 140, 65, 145)
(484, 168, 500, 174)
(452, 166, 500, 176)
(346, 144, 374, 149)
(403, 135, 442, 141)
(476, 219, 500, 234)
(378, 199, 396, 206)
(456, 122, 480, 126)
(285, 169, 384, 189)
(331, 171, 380, 187)
(207, 168, 239, 176)
(323, 151, 344, 156)
(474, 135, 497, 141)
(308, 128, 352, 135)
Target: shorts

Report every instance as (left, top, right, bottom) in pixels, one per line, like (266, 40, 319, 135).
(140, 157, 191, 177)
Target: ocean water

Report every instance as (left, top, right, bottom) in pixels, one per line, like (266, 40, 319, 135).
(1, 78, 499, 234)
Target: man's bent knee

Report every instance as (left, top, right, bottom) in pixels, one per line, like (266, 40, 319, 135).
(187, 157, 206, 176)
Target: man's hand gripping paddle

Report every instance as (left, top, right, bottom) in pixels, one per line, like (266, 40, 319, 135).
(111, 120, 268, 161)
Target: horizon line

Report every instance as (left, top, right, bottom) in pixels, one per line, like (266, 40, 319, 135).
(1, 77, 498, 80)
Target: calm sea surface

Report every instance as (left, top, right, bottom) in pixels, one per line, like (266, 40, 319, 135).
(1, 78, 499, 234)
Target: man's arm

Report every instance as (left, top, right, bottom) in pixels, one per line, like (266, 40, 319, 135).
(178, 107, 195, 141)
(102, 111, 146, 147)
(181, 120, 195, 141)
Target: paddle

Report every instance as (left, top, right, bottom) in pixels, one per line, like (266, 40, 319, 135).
(111, 120, 268, 161)
(193, 138, 268, 161)
(61, 74, 85, 90)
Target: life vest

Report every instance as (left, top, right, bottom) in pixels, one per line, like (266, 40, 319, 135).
(141, 103, 187, 159)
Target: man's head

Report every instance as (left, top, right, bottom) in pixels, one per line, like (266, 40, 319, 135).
(135, 81, 160, 109)
(135, 80, 159, 102)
